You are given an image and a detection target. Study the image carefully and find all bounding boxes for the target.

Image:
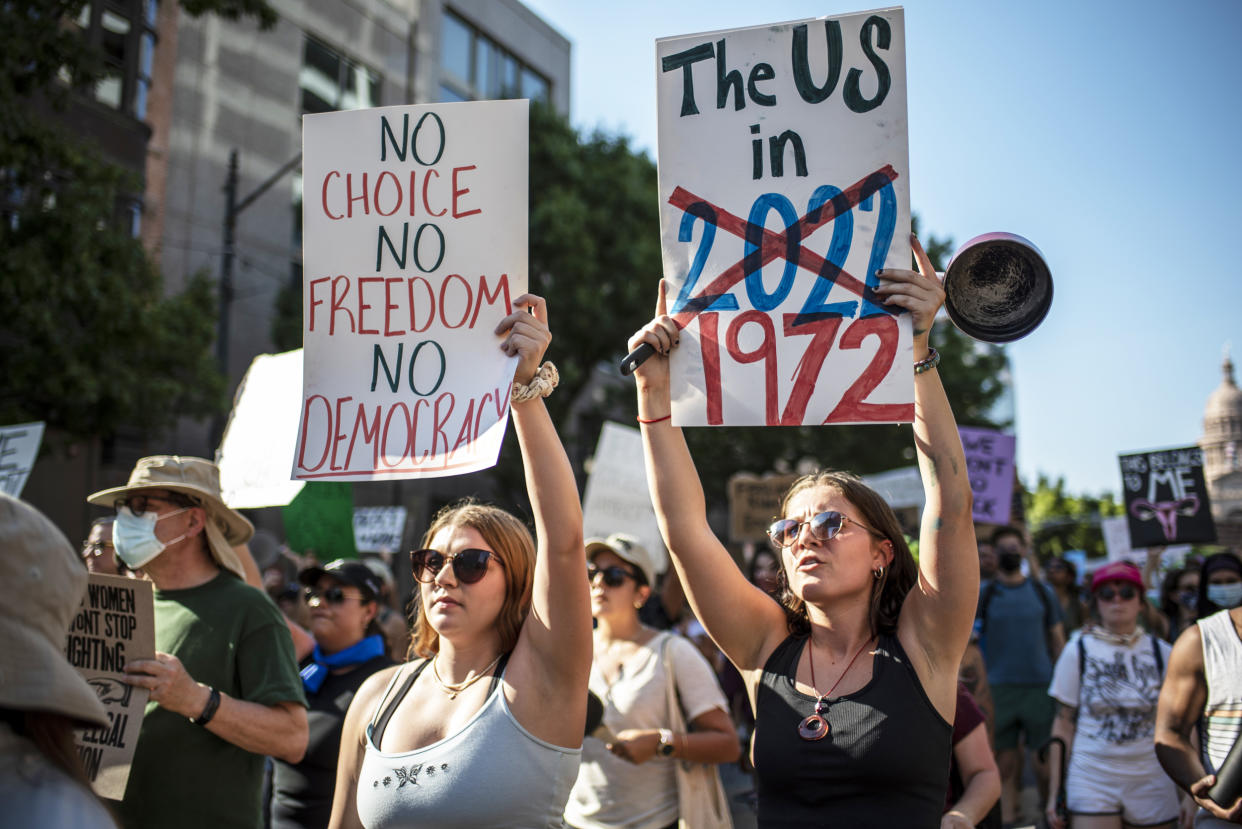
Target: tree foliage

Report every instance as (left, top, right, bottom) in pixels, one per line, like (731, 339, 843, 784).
(0, 0, 274, 442)
(1024, 474, 1124, 558)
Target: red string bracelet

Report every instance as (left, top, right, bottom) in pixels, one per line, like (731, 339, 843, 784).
(637, 414, 671, 424)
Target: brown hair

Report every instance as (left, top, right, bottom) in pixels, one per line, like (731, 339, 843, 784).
(407, 499, 536, 659)
(774, 470, 917, 638)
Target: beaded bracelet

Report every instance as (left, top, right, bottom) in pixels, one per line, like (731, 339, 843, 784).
(511, 361, 559, 403)
(913, 347, 941, 375)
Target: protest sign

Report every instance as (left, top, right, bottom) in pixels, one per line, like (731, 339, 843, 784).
(218, 350, 306, 508)
(862, 466, 924, 511)
(64, 573, 154, 799)
(656, 10, 912, 427)
(354, 506, 408, 553)
(284, 482, 358, 559)
(1101, 514, 1189, 568)
(959, 426, 1016, 524)
(728, 472, 800, 543)
(582, 422, 668, 571)
(0, 421, 45, 497)
(1118, 446, 1217, 546)
(295, 100, 528, 481)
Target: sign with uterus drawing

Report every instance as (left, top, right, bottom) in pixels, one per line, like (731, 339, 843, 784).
(1118, 446, 1217, 547)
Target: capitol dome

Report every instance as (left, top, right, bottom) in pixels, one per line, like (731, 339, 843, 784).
(1203, 350, 1242, 492)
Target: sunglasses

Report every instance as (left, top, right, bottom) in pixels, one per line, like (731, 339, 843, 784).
(82, 541, 115, 558)
(767, 511, 878, 548)
(113, 493, 196, 516)
(1096, 584, 1139, 602)
(304, 586, 369, 605)
(411, 548, 502, 585)
(587, 564, 637, 588)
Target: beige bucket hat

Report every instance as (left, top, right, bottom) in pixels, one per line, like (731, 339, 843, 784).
(0, 493, 109, 728)
(87, 456, 253, 579)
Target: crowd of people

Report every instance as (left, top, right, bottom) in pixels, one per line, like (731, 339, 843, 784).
(6, 262, 1242, 829)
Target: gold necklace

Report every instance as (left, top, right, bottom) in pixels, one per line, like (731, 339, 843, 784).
(431, 653, 503, 700)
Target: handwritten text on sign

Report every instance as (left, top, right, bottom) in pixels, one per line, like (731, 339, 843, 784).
(64, 574, 154, 799)
(1119, 446, 1217, 546)
(656, 10, 912, 426)
(295, 101, 528, 481)
(959, 426, 1016, 524)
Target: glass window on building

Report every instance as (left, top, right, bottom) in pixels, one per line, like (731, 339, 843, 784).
(438, 9, 551, 105)
(68, 1, 158, 120)
(299, 35, 381, 115)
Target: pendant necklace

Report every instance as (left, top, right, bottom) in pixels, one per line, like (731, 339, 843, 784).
(431, 653, 503, 700)
(798, 635, 875, 741)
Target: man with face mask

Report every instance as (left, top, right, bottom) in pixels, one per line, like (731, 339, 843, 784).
(1156, 552, 1242, 827)
(87, 456, 308, 828)
(975, 526, 1066, 826)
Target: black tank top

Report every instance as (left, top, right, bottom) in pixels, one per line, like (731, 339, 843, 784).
(753, 633, 951, 828)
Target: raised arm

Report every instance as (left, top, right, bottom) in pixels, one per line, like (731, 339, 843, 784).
(881, 234, 978, 680)
(496, 295, 591, 733)
(630, 283, 787, 673)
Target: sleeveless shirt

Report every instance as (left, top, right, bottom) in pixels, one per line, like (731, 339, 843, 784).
(1197, 609, 1242, 774)
(355, 658, 581, 828)
(753, 633, 951, 828)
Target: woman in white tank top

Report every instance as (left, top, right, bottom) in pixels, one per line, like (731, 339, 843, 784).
(328, 295, 593, 829)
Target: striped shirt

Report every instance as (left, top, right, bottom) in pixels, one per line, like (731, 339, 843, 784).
(1198, 609, 1242, 773)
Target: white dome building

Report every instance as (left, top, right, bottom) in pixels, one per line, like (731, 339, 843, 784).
(1202, 349, 1242, 526)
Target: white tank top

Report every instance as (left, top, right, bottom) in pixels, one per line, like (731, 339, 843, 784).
(1197, 609, 1242, 773)
(355, 659, 581, 828)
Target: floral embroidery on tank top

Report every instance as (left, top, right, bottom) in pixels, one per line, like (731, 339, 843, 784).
(372, 762, 450, 788)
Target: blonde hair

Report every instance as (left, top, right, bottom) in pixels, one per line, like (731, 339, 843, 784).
(775, 470, 916, 638)
(408, 500, 535, 659)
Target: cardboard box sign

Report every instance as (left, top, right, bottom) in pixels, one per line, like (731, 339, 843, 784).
(729, 472, 800, 543)
(64, 573, 155, 800)
(1118, 446, 1217, 547)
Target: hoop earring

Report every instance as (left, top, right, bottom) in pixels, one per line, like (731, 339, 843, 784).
(873, 566, 885, 580)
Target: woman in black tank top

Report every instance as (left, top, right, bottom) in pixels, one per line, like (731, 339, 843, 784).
(626, 236, 981, 827)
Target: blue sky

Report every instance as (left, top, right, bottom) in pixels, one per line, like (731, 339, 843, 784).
(522, 0, 1242, 497)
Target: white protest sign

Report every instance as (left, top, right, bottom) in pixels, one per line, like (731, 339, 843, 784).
(0, 421, 45, 497)
(582, 422, 668, 572)
(218, 350, 306, 508)
(354, 506, 408, 553)
(295, 100, 527, 481)
(656, 10, 912, 427)
(863, 465, 924, 510)
(1101, 515, 1188, 568)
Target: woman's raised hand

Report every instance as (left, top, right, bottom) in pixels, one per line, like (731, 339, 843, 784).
(495, 293, 551, 385)
(626, 280, 680, 387)
(873, 233, 946, 348)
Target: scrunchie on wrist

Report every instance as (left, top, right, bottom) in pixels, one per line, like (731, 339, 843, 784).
(511, 361, 559, 403)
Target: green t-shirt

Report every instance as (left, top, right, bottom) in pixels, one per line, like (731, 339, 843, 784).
(114, 572, 307, 829)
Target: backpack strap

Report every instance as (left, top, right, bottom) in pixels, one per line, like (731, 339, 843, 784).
(1151, 634, 1165, 675)
(976, 581, 1001, 638)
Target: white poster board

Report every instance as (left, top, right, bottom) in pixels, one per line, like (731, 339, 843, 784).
(1101, 515, 1188, 569)
(353, 506, 408, 553)
(295, 100, 528, 481)
(0, 421, 45, 497)
(656, 9, 912, 427)
(863, 465, 924, 510)
(582, 422, 668, 572)
(218, 350, 306, 508)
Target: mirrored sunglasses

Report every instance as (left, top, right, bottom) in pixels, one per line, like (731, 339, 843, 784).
(767, 511, 876, 548)
(1096, 584, 1138, 602)
(410, 548, 501, 585)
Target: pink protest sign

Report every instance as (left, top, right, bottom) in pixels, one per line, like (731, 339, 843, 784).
(294, 101, 528, 481)
(959, 426, 1016, 524)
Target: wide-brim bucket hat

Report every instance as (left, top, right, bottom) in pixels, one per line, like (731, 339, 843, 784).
(0, 493, 109, 728)
(87, 455, 253, 579)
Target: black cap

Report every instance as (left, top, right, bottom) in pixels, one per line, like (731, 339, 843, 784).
(298, 558, 382, 601)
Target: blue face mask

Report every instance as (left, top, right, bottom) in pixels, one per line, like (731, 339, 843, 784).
(1207, 582, 1242, 610)
(112, 506, 188, 569)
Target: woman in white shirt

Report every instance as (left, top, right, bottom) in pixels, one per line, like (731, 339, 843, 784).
(566, 534, 740, 829)
(1045, 561, 1179, 829)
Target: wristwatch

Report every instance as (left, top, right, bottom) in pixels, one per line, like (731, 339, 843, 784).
(657, 728, 676, 757)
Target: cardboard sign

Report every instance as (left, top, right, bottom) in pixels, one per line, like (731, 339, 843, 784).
(656, 10, 912, 427)
(959, 426, 1016, 524)
(295, 100, 528, 481)
(218, 350, 306, 508)
(582, 422, 668, 572)
(1119, 446, 1217, 546)
(354, 506, 408, 553)
(0, 421, 45, 497)
(64, 573, 154, 799)
(728, 472, 800, 543)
